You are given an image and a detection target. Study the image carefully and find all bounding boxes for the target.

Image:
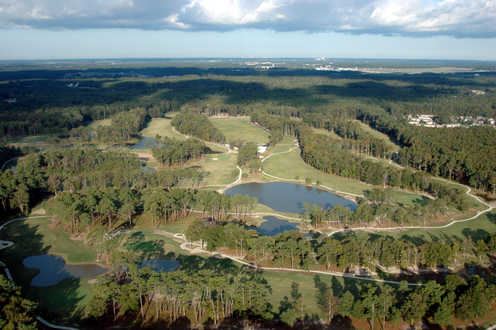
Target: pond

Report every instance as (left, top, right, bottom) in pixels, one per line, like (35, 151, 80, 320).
(130, 136, 158, 150)
(23, 255, 108, 287)
(225, 182, 356, 214)
(256, 216, 298, 236)
(141, 259, 180, 272)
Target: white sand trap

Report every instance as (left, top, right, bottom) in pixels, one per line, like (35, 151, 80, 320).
(211, 157, 218, 160)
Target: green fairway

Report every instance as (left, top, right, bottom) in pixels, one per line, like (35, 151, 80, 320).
(263, 142, 423, 204)
(263, 271, 324, 315)
(211, 117, 269, 145)
(122, 229, 185, 256)
(156, 216, 198, 234)
(88, 118, 112, 129)
(311, 127, 342, 139)
(263, 146, 370, 195)
(33, 277, 93, 317)
(194, 152, 238, 187)
(0, 217, 98, 317)
(387, 211, 496, 240)
(3, 218, 96, 264)
(354, 120, 400, 152)
(140, 117, 187, 140)
(262, 270, 362, 317)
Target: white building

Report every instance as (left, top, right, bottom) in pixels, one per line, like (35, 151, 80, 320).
(257, 145, 268, 154)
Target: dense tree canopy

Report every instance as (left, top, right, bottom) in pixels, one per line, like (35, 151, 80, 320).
(171, 110, 225, 143)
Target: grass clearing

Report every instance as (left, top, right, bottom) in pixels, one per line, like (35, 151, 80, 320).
(263, 147, 370, 196)
(33, 278, 93, 316)
(4, 218, 97, 264)
(88, 118, 111, 129)
(141, 117, 187, 140)
(311, 127, 342, 140)
(8, 134, 61, 149)
(263, 142, 423, 204)
(262, 271, 362, 316)
(354, 120, 399, 152)
(263, 271, 323, 314)
(156, 216, 198, 234)
(385, 211, 496, 240)
(0, 217, 98, 316)
(211, 117, 269, 145)
(194, 152, 238, 186)
(124, 229, 185, 256)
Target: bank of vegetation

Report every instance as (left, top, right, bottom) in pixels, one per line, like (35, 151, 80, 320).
(171, 110, 225, 143)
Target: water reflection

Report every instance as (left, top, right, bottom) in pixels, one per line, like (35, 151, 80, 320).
(23, 255, 107, 287)
(226, 182, 356, 214)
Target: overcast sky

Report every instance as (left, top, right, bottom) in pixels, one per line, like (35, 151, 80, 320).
(0, 0, 495, 60)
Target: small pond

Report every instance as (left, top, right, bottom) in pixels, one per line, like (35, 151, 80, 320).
(131, 136, 159, 150)
(225, 182, 356, 214)
(141, 259, 180, 272)
(256, 216, 298, 236)
(23, 255, 107, 287)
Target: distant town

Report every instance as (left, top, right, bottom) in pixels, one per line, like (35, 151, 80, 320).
(407, 114, 496, 128)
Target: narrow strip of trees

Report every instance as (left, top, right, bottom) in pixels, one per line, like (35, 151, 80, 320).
(171, 110, 225, 143)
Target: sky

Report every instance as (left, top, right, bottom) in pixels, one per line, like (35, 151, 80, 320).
(0, 0, 495, 60)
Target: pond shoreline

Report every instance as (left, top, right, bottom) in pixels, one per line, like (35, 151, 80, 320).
(225, 181, 357, 215)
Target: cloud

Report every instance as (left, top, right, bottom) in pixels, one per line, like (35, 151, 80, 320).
(0, 0, 494, 37)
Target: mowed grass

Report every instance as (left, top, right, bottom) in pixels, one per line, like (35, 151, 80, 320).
(141, 117, 187, 140)
(386, 211, 496, 240)
(88, 118, 112, 129)
(211, 117, 269, 145)
(8, 134, 61, 149)
(7, 218, 97, 264)
(157, 216, 198, 234)
(0, 217, 98, 316)
(122, 229, 185, 256)
(262, 271, 365, 316)
(194, 152, 238, 186)
(263, 271, 323, 314)
(311, 127, 342, 140)
(263, 141, 423, 204)
(354, 120, 400, 152)
(263, 146, 370, 195)
(33, 278, 94, 316)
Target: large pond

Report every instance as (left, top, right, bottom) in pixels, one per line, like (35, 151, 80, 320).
(256, 216, 298, 236)
(23, 255, 107, 287)
(225, 182, 356, 214)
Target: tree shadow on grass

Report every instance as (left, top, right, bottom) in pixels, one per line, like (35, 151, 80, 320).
(462, 228, 491, 242)
(487, 212, 496, 224)
(177, 254, 239, 275)
(0, 220, 85, 326)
